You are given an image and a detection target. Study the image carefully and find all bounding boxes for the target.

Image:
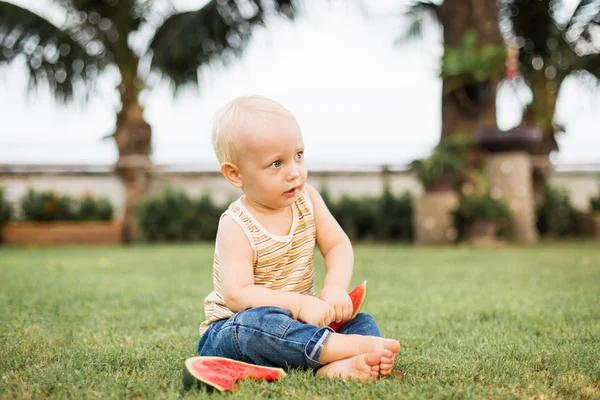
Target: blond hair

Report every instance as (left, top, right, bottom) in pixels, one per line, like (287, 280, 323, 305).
(211, 95, 296, 164)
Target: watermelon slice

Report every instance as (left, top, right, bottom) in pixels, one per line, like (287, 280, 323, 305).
(328, 280, 367, 332)
(183, 356, 286, 392)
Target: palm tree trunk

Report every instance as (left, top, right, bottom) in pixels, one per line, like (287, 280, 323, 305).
(112, 60, 154, 243)
(440, 0, 503, 137)
(522, 72, 560, 155)
(440, 79, 499, 137)
(523, 72, 561, 200)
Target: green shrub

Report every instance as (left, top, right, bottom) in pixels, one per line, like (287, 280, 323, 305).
(410, 135, 473, 191)
(323, 186, 413, 242)
(453, 194, 510, 240)
(136, 189, 226, 242)
(590, 190, 600, 212)
(330, 195, 378, 241)
(21, 189, 78, 221)
(0, 186, 12, 225)
(454, 194, 510, 221)
(78, 196, 114, 221)
(136, 188, 194, 242)
(19, 189, 115, 222)
(189, 195, 223, 241)
(137, 187, 414, 243)
(375, 186, 414, 242)
(536, 185, 578, 237)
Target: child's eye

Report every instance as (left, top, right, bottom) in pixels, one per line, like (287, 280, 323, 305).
(270, 160, 282, 168)
(295, 152, 303, 160)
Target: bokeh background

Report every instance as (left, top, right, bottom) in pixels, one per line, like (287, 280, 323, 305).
(1, 0, 599, 244)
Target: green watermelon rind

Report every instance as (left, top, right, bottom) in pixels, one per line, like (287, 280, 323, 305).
(183, 356, 287, 392)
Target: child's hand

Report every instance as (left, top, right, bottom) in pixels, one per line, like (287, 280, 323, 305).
(320, 285, 353, 323)
(297, 296, 336, 327)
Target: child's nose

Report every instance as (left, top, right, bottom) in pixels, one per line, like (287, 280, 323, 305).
(287, 164, 300, 180)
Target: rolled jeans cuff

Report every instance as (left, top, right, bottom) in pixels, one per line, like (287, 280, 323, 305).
(304, 326, 334, 368)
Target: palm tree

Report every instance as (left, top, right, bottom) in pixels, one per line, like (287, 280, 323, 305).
(0, 0, 295, 243)
(401, 0, 505, 138)
(499, 0, 600, 156)
(403, 0, 599, 151)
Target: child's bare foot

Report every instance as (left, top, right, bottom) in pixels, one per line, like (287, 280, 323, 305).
(357, 337, 401, 356)
(355, 338, 399, 377)
(378, 349, 395, 376)
(318, 334, 400, 365)
(316, 353, 381, 381)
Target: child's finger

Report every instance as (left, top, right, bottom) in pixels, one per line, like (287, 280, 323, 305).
(324, 313, 333, 327)
(329, 307, 337, 324)
(334, 305, 343, 322)
(343, 304, 353, 321)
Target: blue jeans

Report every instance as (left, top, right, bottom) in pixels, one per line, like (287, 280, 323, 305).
(197, 306, 381, 370)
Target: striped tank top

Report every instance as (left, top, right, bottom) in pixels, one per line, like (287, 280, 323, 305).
(199, 189, 317, 336)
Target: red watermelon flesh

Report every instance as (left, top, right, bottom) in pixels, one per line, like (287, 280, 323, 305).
(328, 280, 367, 332)
(183, 356, 286, 392)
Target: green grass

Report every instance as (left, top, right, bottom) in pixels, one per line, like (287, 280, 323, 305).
(1, 243, 599, 399)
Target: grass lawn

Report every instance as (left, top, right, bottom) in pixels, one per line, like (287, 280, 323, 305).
(1, 243, 599, 399)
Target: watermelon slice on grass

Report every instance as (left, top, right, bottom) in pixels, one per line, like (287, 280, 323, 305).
(183, 356, 286, 392)
(327, 280, 367, 332)
(183, 281, 367, 391)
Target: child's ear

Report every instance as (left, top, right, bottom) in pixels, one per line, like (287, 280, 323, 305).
(221, 162, 243, 188)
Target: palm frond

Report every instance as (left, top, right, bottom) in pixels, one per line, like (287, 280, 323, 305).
(48, 0, 142, 66)
(565, 0, 598, 26)
(396, 0, 441, 45)
(564, 0, 600, 54)
(0, 1, 112, 101)
(51, 0, 154, 28)
(148, 0, 295, 89)
(407, 1, 441, 21)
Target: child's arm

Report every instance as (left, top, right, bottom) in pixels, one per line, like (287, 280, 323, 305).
(305, 184, 354, 324)
(217, 214, 335, 327)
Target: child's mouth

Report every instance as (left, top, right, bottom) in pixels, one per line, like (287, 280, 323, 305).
(283, 187, 298, 197)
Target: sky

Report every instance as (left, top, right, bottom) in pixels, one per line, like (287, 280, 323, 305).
(0, 0, 599, 170)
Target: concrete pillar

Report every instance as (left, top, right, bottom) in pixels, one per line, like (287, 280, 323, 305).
(414, 191, 459, 245)
(484, 152, 537, 243)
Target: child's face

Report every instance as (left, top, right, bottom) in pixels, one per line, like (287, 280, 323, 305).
(236, 113, 307, 211)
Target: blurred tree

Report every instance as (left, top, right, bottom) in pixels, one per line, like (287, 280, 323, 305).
(499, 0, 600, 156)
(401, 0, 505, 138)
(403, 0, 600, 153)
(0, 0, 295, 242)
